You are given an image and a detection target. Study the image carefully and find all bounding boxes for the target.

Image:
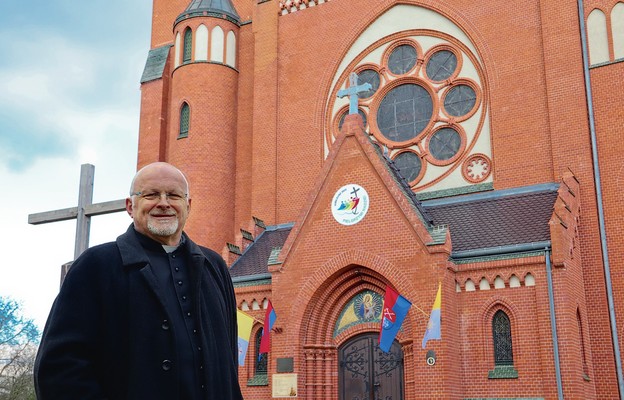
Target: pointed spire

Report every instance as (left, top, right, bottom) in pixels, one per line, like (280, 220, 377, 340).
(175, 0, 241, 25)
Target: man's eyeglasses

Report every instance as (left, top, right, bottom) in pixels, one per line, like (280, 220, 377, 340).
(131, 191, 188, 202)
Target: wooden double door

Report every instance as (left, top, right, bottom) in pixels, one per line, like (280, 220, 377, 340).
(338, 333, 404, 400)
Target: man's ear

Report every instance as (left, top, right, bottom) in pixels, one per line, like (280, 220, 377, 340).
(125, 198, 134, 217)
(187, 197, 192, 213)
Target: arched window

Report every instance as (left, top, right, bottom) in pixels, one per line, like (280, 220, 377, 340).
(174, 32, 181, 68)
(577, 308, 589, 378)
(587, 9, 609, 65)
(179, 102, 190, 138)
(183, 28, 193, 63)
(196, 24, 209, 61)
(211, 26, 224, 63)
(255, 329, 268, 376)
(613, 3, 624, 60)
(492, 310, 513, 366)
(226, 30, 236, 67)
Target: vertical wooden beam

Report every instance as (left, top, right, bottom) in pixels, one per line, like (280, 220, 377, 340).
(74, 164, 95, 260)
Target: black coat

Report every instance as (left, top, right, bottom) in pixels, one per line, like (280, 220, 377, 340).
(34, 225, 243, 400)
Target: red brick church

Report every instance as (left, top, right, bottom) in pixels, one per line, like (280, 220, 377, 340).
(136, 0, 624, 398)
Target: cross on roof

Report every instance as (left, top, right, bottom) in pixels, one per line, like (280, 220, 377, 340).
(28, 164, 127, 261)
(337, 72, 372, 115)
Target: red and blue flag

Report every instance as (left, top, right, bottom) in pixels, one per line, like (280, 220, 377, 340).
(259, 300, 277, 354)
(379, 285, 412, 353)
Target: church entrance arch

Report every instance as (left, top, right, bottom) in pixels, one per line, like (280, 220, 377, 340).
(338, 333, 404, 400)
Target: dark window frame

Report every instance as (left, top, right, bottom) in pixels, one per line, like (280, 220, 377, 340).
(183, 28, 192, 63)
(179, 102, 190, 138)
(492, 309, 514, 366)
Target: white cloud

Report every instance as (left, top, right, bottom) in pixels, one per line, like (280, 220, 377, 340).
(0, 2, 149, 328)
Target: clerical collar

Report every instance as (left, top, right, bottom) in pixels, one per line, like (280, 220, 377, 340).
(133, 226, 186, 253)
(162, 244, 178, 253)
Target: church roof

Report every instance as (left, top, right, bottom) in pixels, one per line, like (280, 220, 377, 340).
(175, 0, 241, 25)
(422, 183, 559, 255)
(140, 45, 172, 84)
(229, 223, 293, 278)
(228, 184, 558, 279)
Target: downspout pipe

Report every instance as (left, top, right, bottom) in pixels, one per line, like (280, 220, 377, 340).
(545, 248, 564, 400)
(577, 1, 624, 397)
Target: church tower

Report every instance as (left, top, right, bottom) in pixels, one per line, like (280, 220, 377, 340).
(139, 0, 241, 247)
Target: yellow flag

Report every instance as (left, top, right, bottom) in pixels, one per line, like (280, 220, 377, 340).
(237, 310, 255, 366)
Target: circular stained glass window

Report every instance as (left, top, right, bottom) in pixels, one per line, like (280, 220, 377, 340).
(426, 50, 457, 82)
(444, 84, 476, 117)
(338, 109, 367, 130)
(394, 151, 422, 183)
(429, 127, 461, 161)
(357, 69, 380, 99)
(377, 84, 433, 143)
(388, 44, 417, 75)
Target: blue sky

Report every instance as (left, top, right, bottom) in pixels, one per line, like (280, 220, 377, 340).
(0, 1, 153, 329)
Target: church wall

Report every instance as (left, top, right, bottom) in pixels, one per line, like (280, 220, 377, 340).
(137, 64, 171, 167)
(249, 1, 280, 224)
(549, 174, 598, 398)
(587, 56, 624, 397)
(273, 0, 363, 224)
(150, 1, 187, 48)
(233, 23, 256, 233)
(455, 0, 556, 189)
(454, 259, 557, 399)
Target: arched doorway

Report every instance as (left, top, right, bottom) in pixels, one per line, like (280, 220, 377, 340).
(338, 333, 404, 400)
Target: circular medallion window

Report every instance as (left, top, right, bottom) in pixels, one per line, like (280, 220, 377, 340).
(426, 49, 458, 82)
(443, 84, 476, 118)
(428, 127, 462, 162)
(393, 151, 423, 183)
(356, 69, 381, 99)
(388, 44, 417, 75)
(376, 83, 433, 143)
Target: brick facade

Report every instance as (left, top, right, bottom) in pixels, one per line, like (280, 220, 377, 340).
(137, 0, 624, 398)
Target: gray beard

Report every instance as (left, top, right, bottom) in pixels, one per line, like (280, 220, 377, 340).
(147, 219, 179, 237)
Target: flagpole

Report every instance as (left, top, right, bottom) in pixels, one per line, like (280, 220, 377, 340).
(411, 304, 429, 317)
(238, 310, 265, 325)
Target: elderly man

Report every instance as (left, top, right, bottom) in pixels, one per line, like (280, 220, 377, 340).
(35, 162, 243, 399)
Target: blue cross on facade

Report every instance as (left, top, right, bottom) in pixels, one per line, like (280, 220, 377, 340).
(337, 72, 372, 115)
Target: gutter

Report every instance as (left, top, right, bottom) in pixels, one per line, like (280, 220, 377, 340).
(232, 273, 272, 284)
(577, 1, 624, 397)
(451, 241, 551, 260)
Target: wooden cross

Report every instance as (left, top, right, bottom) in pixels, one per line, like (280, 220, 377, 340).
(28, 164, 127, 261)
(337, 72, 372, 115)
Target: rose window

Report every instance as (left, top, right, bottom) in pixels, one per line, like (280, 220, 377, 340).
(376, 83, 433, 143)
(328, 33, 489, 191)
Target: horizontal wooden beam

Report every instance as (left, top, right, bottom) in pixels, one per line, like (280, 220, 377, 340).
(28, 207, 78, 225)
(84, 199, 127, 217)
(28, 199, 126, 225)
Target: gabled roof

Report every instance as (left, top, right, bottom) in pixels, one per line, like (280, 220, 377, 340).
(140, 45, 172, 84)
(422, 183, 559, 255)
(175, 0, 240, 25)
(229, 224, 293, 278)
